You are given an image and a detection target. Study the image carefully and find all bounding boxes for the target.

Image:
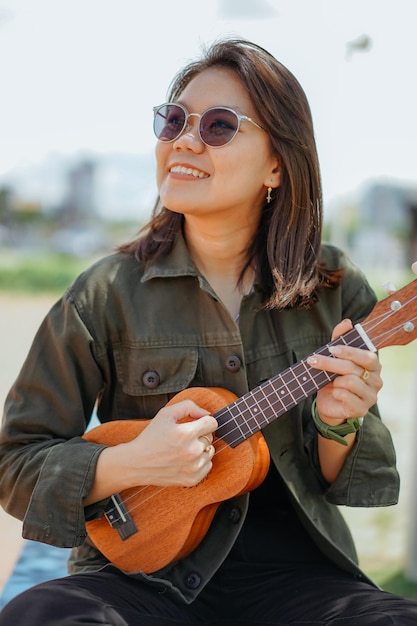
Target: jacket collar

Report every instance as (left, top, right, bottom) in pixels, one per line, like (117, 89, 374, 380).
(141, 230, 200, 282)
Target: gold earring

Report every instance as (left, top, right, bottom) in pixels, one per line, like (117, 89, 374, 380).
(266, 187, 273, 204)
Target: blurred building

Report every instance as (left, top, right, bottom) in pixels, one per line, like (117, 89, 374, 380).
(361, 183, 417, 265)
(0, 152, 156, 223)
(59, 160, 96, 227)
(328, 180, 417, 272)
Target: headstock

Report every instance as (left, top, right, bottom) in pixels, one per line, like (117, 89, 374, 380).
(359, 267, 417, 350)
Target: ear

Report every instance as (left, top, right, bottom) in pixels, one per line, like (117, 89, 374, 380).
(265, 155, 282, 189)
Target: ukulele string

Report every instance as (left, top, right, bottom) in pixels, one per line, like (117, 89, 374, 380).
(105, 484, 168, 521)
(106, 347, 344, 523)
(106, 298, 417, 524)
(111, 484, 160, 509)
(214, 306, 417, 447)
(105, 439, 229, 523)
(360, 299, 417, 343)
(211, 346, 342, 448)
(363, 316, 417, 346)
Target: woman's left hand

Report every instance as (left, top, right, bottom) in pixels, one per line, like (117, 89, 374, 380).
(307, 318, 383, 425)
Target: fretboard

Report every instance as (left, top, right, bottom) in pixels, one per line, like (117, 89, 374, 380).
(214, 325, 372, 448)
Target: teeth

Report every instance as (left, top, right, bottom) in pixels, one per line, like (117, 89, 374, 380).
(170, 165, 208, 178)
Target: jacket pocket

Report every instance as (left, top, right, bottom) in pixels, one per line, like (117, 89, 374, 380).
(112, 345, 199, 420)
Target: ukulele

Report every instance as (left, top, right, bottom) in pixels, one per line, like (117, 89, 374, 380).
(83, 276, 417, 573)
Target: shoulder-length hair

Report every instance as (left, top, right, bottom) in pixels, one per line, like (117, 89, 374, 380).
(119, 38, 341, 309)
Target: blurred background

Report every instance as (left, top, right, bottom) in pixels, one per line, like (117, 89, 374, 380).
(1, 0, 417, 605)
(0, 0, 417, 270)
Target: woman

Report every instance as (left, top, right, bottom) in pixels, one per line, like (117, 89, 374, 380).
(0, 37, 416, 625)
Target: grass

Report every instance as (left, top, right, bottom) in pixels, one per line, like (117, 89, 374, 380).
(0, 250, 415, 297)
(0, 251, 96, 294)
(371, 568, 417, 599)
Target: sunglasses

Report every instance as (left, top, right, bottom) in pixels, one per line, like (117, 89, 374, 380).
(153, 102, 266, 148)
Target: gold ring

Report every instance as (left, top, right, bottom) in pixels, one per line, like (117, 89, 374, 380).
(360, 369, 370, 381)
(201, 435, 212, 453)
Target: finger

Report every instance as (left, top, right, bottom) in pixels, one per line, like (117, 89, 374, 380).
(199, 434, 213, 453)
(329, 344, 379, 369)
(166, 400, 219, 435)
(193, 415, 218, 437)
(158, 399, 211, 423)
(308, 345, 379, 376)
(177, 415, 218, 452)
(331, 318, 353, 340)
(330, 371, 379, 399)
(329, 319, 380, 371)
(359, 368, 371, 382)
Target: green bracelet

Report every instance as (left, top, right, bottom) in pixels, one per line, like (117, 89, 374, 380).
(311, 399, 364, 446)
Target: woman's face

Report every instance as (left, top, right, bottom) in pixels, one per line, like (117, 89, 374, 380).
(155, 67, 280, 226)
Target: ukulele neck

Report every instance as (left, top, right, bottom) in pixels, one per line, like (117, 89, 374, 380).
(214, 324, 375, 448)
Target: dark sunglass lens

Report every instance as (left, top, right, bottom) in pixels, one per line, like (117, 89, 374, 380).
(200, 108, 239, 146)
(154, 104, 186, 142)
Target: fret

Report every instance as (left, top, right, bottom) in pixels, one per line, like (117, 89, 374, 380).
(224, 404, 253, 440)
(248, 384, 283, 416)
(252, 379, 285, 420)
(215, 326, 371, 447)
(279, 369, 298, 404)
(295, 360, 322, 395)
(235, 393, 269, 431)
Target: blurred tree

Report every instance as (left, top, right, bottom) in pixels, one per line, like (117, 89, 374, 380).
(0, 186, 13, 227)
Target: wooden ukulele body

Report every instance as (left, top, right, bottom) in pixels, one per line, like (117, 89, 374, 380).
(83, 387, 270, 573)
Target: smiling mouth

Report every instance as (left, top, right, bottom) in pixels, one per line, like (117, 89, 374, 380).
(170, 165, 209, 179)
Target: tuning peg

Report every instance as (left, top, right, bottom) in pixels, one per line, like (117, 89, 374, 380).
(382, 281, 397, 295)
(412, 261, 417, 275)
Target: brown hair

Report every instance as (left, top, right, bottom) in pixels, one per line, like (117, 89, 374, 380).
(119, 37, 341, 308)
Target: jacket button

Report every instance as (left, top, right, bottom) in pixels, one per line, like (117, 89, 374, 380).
(142, 371, 160, 389)
(184, 572, 202, 589)
(225, 355, 242, 372)
(228, 506, 242, 524)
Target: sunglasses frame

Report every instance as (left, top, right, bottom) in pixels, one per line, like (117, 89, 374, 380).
(153, 102, 266, 148)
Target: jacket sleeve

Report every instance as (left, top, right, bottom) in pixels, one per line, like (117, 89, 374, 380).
(324, 409, 399, 506)
(0, 293, 107, 547)
(306, 251, 400, 507)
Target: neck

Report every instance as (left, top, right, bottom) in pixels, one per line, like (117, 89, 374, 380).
(184, 217, 253, 278)
(184, 218, 255, 320)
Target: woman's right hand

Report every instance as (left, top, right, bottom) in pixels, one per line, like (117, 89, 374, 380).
(84, 400, 218, 506)
(126, 400, 218, 487)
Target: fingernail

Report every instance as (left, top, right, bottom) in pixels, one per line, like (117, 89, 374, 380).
(307, 355, 318, 365)
(329, 345, 342, 356)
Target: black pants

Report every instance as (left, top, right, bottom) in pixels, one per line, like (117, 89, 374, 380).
(2, 561, 417, 626)
(3, 499, 417, 625)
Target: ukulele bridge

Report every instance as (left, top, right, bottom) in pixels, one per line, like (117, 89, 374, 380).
(104, 494, 138, 541)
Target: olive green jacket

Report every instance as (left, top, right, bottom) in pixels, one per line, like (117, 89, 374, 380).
(0, 235, 399, 603)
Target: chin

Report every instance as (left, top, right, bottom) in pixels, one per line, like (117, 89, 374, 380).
(160, 194, 196, 215)
(160, 198, 183, 213)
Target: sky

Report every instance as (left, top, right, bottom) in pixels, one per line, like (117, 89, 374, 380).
(0, 0, 416, 210)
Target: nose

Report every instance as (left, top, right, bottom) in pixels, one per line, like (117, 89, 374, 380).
(173, 113, 204, 150)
